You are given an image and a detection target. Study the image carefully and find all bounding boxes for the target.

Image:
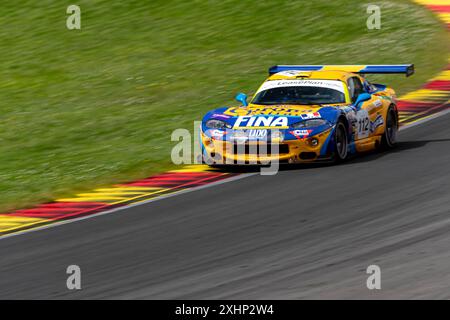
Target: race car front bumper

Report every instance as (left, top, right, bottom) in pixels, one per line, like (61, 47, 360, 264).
(200, 128, 334, 165)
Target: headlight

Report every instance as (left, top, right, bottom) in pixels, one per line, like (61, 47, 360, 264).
(291, 119, 330, 129)
(205, 119, 231, 129)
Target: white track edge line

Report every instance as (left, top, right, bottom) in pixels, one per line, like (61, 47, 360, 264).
(0, 172, 258, 240)
(399, 107, 450, 131)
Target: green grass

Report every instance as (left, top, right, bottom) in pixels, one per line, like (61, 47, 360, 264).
(0, 0, 448, 212)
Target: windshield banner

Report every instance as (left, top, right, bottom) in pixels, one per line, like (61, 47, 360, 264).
(256, 79, 345, 93)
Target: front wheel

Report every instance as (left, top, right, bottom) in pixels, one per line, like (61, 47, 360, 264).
(380, 106, 398, 149)
(332, 120, 348, 163)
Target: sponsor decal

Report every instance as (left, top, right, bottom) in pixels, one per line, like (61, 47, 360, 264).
(211, 113, 231, 120)
(223, 106, 316, 117)
(300, 112, 321, 120)
(367, 99, 383, 115)
(275, 70, 305, 77)
(233, 116, 289, 129)
(256, 79, 346, 94)
(356, 109, 370, 139)
(370, 115, 384, 132)
(290, 129, 313, 138)
(372, 99, 382, 108)
(248, 129, 267, 138)
(209, 129, 225, 139)
(355, 112, 384, 137)
(228, 129, 268, 142)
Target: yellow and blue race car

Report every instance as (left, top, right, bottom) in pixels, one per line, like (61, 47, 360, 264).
(200, 64, 414, 165)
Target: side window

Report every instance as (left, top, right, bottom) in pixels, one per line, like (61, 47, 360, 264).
(363, 80, 373, 93)
(347, 78, 355, 102)
(348, 77, 365, 103)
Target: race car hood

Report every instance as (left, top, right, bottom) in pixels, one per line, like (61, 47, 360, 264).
(203, 104, 344, 129)
(201, 104, 348, 142)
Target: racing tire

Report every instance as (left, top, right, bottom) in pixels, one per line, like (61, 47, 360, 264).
(380, 106, 398, 149)
(332, 120, 348, 163)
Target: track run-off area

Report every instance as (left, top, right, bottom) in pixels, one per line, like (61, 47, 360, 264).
(0, 0, 449, 299)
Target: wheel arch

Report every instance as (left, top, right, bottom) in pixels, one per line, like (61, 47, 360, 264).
(390, 103, 399, 127)
(337, 113, 352, 142)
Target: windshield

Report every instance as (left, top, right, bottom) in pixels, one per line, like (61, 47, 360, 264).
(251, 79, 346, 105)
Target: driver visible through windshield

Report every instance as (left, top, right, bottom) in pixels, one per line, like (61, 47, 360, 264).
(251, 79, 346, 105)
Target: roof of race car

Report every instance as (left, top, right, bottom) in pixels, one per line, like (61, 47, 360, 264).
(267, 70, 356, 82)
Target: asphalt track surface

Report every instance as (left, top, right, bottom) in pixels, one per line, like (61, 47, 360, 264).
(1, 111, 450, 299)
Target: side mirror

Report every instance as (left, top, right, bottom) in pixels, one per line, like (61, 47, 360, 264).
(235, 92, 248, 107)
(354, 93, 371, 109)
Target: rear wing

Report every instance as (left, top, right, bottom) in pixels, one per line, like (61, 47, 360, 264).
(268, 64, 414, 77)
